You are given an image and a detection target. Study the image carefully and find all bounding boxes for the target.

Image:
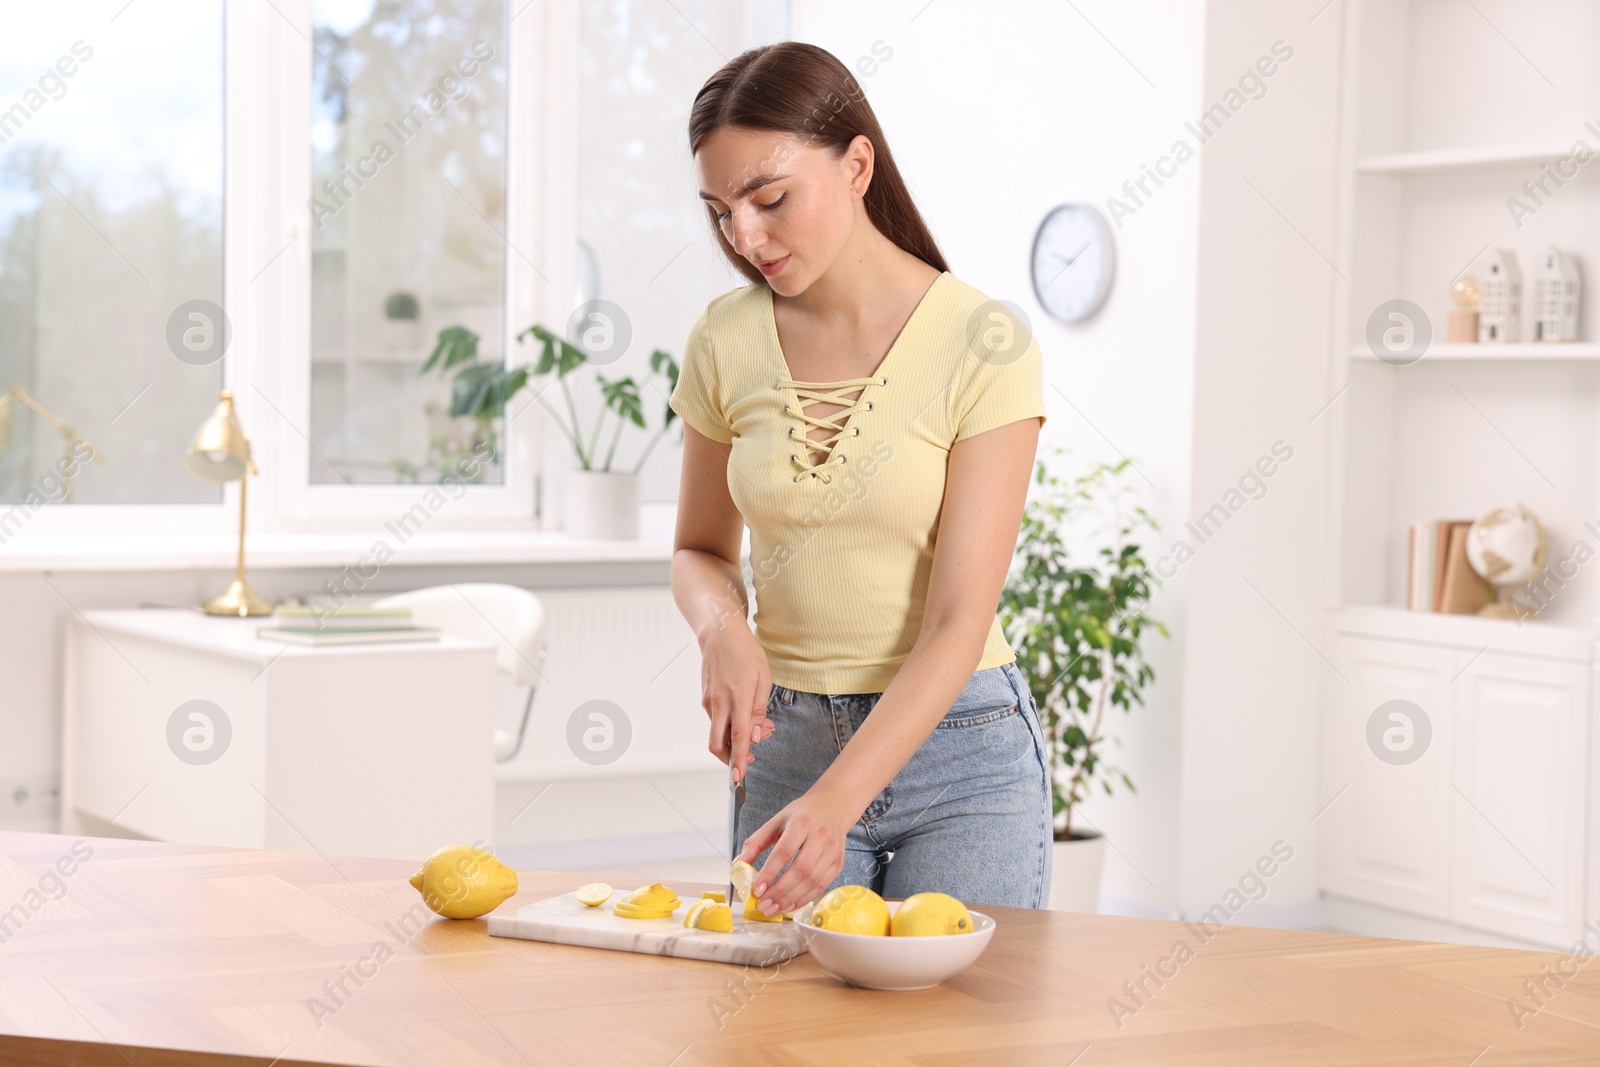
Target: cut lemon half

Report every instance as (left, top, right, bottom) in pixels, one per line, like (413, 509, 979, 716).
(574, 882, 613, 907)
(727, 860, 758, 903)
(683, 899, 710, 928)
(700, 890, 727, 903)
(627, 883, 679, 908)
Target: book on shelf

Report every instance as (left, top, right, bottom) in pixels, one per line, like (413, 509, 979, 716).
(1405, 519, 1489, 614)
(1406, 522, 1435, 610)
(269, 605, 414, 632)
(257, 626, 441, 646)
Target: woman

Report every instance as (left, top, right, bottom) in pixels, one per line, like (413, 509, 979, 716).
(669, 41, 1051, 918)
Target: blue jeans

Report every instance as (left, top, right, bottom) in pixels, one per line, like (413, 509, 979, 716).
(736, 660, 1054, 908)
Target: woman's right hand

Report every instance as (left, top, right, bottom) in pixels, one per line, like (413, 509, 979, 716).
(700, 625, 774, 784)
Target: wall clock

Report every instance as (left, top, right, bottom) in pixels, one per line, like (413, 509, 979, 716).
(1030, 202, 1116, 323)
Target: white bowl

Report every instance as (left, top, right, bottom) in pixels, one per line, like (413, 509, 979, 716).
(792, 899, 996, 990)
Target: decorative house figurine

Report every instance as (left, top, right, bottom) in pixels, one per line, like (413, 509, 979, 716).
(1448, 275, 1481, 343)
(1478, 247, 1522, 342)
(1533, 247, 1581, 342)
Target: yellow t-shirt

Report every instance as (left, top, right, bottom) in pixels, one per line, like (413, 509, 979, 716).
(668, 270, 1048, 694)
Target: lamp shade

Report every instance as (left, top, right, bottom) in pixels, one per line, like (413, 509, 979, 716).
(185, 390, 258, 484)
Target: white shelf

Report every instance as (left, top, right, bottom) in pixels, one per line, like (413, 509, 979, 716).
(1349, 343, 1600, 361)
(1331, 604, 1593, 662)
(1356, 144, 1574, 174)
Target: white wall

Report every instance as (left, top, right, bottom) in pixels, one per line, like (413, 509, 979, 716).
(1176, 0, 1344, 928)
(791, 0, 1204, 918)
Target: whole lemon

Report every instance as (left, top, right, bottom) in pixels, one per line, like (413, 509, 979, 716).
(811, 885, 890, 936)
(409, 845, 518, 919)
(889, 892, 972, 936)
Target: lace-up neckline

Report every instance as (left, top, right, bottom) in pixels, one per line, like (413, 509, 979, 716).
(777, 376, 886, 483)
(764, 271, 947, 486)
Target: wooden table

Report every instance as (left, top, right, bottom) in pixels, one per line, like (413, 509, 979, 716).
(1, 831, 1596, 1066)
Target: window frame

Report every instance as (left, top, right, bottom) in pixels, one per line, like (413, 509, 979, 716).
(252, 0, 568, 529)
(1, 0, 576, 553)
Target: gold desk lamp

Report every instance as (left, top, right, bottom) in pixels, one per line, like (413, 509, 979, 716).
(186, 390, 273, 617)
(0, 384, 105, 501)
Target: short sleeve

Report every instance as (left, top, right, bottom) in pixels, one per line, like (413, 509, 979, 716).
(953, 324, 1048, 443)
(668, 306, 734, 444)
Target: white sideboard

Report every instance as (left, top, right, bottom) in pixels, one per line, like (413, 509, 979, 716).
(62, 609, 497, 862)
(1318, 606, 1594, 949)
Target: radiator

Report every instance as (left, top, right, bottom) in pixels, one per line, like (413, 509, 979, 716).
(494, 586, 723, 784)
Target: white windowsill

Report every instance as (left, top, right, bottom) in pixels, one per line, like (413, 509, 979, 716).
(0, 505, 687, 572)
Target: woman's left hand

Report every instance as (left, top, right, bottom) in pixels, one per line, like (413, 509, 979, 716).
(735, 792, 855, 917)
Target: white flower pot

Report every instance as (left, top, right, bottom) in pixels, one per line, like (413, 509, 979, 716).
(564, 468, 639, 540)
(1047, 832, 1106, 912)
(383, 319, 422, 350)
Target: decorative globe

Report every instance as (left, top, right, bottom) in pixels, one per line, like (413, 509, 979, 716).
(1465, 505, 1546, 589)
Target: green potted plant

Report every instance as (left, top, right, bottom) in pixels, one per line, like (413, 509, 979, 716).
(383, 289, 422, 350)
(419, 322, 682, 538)
(418, 325, 526, 476)
(998, 444, 1168, 912)
(517, 323, 680, 539)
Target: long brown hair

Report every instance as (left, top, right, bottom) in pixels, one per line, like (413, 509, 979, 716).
(688, 41, 949, 287)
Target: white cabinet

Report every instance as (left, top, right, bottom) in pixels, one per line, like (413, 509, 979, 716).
(1320, 636, 1454, 919)
(1451, 652, 1588, 945)
(1318, 612, 1592, 948)
(62, 610, 498, 861)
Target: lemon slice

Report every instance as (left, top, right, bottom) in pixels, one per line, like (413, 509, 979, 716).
(727, 860, 758, 903)
(683, 899, 711, 928)
(574, 882, 613, 907)
(700, 890, 727, 903)
(613, 901, 676, 919)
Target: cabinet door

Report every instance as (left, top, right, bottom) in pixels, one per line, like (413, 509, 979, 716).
(1451, 652, 1588, 945)
(1320, 636, 1453, 919)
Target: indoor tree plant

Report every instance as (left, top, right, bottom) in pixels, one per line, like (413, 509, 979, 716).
(998, 444, 1167, 912)
(419, 322, 682, 537)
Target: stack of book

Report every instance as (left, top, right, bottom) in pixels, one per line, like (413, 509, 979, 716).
(1406, 520, 1490, 613)
(257, 606, 442, 646)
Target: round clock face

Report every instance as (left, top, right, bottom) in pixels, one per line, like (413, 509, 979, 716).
(1031, 203, 1116, 323)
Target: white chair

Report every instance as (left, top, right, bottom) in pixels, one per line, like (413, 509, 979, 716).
(372, 583, 546, 762)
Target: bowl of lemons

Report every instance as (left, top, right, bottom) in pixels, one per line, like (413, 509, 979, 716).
(792, 885, 996, 990)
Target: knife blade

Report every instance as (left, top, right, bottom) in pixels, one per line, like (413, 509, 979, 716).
(728, 762, 746, 902)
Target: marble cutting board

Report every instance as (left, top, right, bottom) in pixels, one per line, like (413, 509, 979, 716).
(487, 892, 810, 966)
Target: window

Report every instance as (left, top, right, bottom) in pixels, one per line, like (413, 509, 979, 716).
(0, 0, 790, 550)
(308, 0, 508, 487)
(0, 3, 224, 507)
